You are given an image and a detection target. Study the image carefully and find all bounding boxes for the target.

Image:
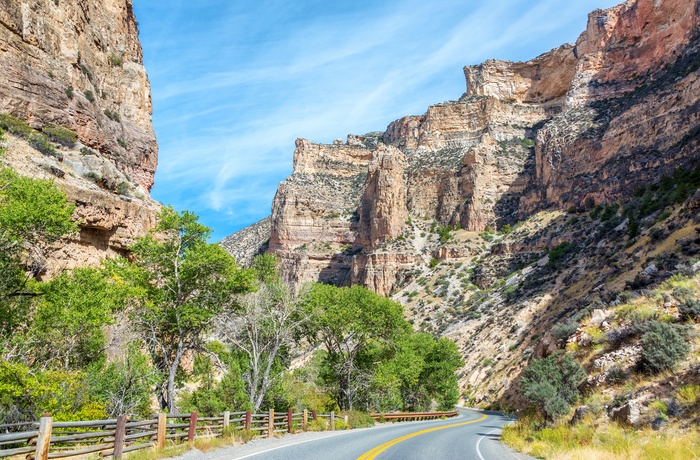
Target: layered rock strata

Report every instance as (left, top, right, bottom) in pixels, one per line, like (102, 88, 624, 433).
(227, 0, 700, 297)
(0, 0, 159, 273)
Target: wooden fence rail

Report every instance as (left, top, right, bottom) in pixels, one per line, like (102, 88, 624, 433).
(0, 409, 458, 459)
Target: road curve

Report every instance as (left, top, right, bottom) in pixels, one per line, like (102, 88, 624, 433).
(176, 408, 533, 460)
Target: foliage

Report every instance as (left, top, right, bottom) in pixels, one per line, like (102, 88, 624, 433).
(0, 166, 76, 335)
(301, 284, 410, 410)
(0, 114, 32, 138)
(343, 410, 375, 428)
(429, 257, 439, 269)
(219, 268, 307, 411)
(520, 351, 586, 421)
(677, 298, 700, 322)
(108, 55, 124, 67)
(64, 86, 73, 99)
(547, 242, 573, 268)
(29, 133, 58, 157)
(104, 109, 120, 122)
(638, 321, 690, 374)
(43, 124, 77, 147)
(84, 90, 96, 103)
(27, 267, 123, 370)
(436, 225, 453, 243)
(372, 333, 462, 412)
(551, 319, 578, 345)
(0, 361, 106, 423)
(86, 345, 158, 418)
(121, 206, 254, 412)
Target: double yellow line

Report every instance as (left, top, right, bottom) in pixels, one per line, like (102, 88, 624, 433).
(356, 412, 488, 460)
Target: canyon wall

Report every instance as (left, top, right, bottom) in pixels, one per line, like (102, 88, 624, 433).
(225, 0, 700, 297)
(0, 0, 159, 274)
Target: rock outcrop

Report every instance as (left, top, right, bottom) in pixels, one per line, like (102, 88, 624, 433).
(0, 0, 159, 274)
(224, 0, 700, 299)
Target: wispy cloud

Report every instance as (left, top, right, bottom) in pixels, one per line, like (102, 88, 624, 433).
(134, 0, 621, 241)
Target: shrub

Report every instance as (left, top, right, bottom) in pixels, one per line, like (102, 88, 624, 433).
(501, 224, 513, 234)
(43, 125, 77, 147)
(83, 171, 102, 183)
(104, 109, 120, 122)
(29, 133, 58, 157)
(429, 258, 439, 269)
(84, 90, 96, 103)
(547, 242, 573, 267)
(117, 137, 128, 149)
(677, 385, 700, 407)
(80, 146, 96, 156)
(436, 225, 452, 243)
(639, 321, 690, 374)
(520, 351, 586, 422)
(677, 298, 700, 321)
(65, 85, 73, 99)
(116, 181, 130, 196)
(551, 319, 578, 345)
(108, 55, 124, 67)
(0, 113, 32, 138)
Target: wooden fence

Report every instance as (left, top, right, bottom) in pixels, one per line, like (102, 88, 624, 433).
(0, 409, 458, 460)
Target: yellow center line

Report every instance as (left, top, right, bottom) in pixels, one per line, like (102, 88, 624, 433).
(356, 413, 488, 460)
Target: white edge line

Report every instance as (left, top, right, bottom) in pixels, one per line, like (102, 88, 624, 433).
(229, 414, 465, 460)
(475, 428, 500, 460)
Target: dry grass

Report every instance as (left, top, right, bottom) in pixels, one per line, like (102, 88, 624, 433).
(502, 418, 700, 460)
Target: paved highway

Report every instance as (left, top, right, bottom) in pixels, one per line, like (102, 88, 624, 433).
(178, 408, 533, 460)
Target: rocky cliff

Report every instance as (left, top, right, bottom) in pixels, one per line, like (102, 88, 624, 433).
(0, 0, 159, 274)
(226, 0, 700, 300)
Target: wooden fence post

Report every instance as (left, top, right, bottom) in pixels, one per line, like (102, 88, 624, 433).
(267, 409, 274, 438)
(344, 415, 349, 427)
(287, 408, 293, 433)
(311, 410, 317, 421)
(223, 411, 230, 432)
(302, 409, 308, 431)
(187, 411, 198, 442)
(245, 410, 252, 431)
(330, 411, 335, 431)
(156, 413, 167, 449)
(35, 414, 52, 460)
(113, 415, 127, 460)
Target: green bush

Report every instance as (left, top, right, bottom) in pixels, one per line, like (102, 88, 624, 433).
(429, 258, 439, 269)
(65, 85, 73, 99)
(639, 321, 690, 374)
(108, 55, 124, 67)
(29, 133, 59, 158)
(0, 114, 32, 138)
(104, 109, 120, 122)
(83, 171, 102, 183)
(43, 125, 77, 147)
(520, 351, 586, 422)
(84, 90, 96, 103)
(677, 298, 700, 322)
(80, 146, 96, 156)
(551, 319, 578, 345)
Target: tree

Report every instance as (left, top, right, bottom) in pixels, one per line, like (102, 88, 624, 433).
(371, 333, 463, 412)
(219, 255, 308, 411)
(520, 351, 586, 422)
(0, 161, 76, 338)
(123, 206, 253, 412)
(302, 284, 410, 410)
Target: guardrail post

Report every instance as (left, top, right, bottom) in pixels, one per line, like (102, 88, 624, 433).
(311, 410, 317, 421)
(267, 409, 274, 438)
(187, 411, 198, 442)
(330, 411, 335, 431)
(223, 411, 230, 432)
(302, 409, 308, 431)
(156, 413, 167, 449)
(35, 414, 53, 460)
(245, 410, 252, 431)
(287, 408, 293, 433)
(113, 415, 127, 460)
(344, 415, 348, 427)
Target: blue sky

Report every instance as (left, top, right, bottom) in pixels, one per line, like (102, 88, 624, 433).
(132, 0, 620, 242)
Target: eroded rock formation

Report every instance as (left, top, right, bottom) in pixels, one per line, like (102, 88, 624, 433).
(225, 0, 700, 298)
(0, 0, 159, 274)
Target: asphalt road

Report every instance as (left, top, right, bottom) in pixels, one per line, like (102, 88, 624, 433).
(176, 408, 534, 460)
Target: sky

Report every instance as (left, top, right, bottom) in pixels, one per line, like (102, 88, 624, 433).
(132, 0, 621, 242)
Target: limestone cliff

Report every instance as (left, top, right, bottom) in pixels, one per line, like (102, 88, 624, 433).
(224, 0, 699, 298)
(0, 0, 159, 274)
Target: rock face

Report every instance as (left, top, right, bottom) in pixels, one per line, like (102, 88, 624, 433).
(225, 0, 700, 297)
(0, 0, 159, 274)
(219, 217, 271, 267)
